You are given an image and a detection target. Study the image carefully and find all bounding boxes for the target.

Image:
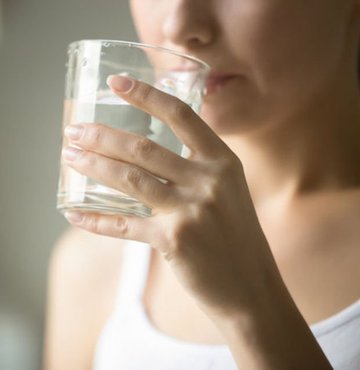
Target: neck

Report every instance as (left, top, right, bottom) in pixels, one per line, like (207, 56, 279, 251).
(220, 79, 360, 209)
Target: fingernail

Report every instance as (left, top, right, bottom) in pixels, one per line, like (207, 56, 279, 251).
(64, 124, 84, 140)
(64, 211, 84, 223)
(62, 146, 82, 161)
(106, 75, 134, 93)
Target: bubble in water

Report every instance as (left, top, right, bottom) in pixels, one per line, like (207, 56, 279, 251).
(158, 78, 177, 95)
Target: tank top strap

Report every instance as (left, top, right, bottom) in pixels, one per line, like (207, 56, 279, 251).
(113, 240, 152, 312)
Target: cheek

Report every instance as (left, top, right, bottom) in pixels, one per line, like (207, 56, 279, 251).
(226, 1, 348, 95)
(202, 1, 352, 134)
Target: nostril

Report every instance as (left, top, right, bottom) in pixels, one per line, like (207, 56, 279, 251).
(188, 37, 205, 48)
(162, 4, 216, 49)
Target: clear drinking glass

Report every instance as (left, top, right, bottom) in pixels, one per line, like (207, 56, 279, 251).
(56, 39, 210, 217)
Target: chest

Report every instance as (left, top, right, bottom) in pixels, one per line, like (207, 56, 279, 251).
(257, 195, 360, 323)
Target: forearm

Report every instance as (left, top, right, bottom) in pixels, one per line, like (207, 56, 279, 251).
(213, 276, 333, 370)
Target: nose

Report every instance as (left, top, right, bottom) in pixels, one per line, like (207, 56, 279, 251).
(162, 0, 217, 51)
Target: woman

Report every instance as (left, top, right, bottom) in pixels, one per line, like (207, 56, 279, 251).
(44, 0, 360, 369)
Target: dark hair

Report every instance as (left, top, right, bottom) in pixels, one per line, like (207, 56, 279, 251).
(358, 48, 360, 82)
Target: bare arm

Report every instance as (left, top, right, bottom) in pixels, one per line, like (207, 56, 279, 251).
(43, 226, 124, 370)
(61, 76, 333, 369)
(212, 273, 333, 370)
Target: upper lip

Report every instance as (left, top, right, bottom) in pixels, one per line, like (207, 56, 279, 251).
(170, 67, 238, 79)
(206, 71, 238, 80)
(170, 68, 240, 89)
(205, 72, 239, 89)
(203, 71, 239, 95)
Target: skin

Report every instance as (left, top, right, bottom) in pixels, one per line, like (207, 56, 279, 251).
(46, 0, 360, 368)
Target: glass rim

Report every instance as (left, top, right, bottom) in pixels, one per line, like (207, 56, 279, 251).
(68, 39, 211, 72)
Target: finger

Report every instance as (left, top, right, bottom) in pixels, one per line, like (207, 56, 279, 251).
(62, 146, 179, 210)
(63, 210, 157, 243)
(106, 75, 225, 158)
(64, 122, 197, 184)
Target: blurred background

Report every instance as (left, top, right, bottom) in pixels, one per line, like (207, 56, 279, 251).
(0, 1, 137, 368)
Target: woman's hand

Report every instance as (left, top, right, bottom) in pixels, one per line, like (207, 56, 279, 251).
(62, 75, 280, 319)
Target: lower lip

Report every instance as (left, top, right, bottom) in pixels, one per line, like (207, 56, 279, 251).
(204, 75, 237, 96)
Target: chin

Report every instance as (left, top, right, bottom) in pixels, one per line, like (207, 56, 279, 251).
(199, 100, 261, 137)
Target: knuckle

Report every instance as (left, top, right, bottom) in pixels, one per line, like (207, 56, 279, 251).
(205, 154, 242, 184)
(83, 152, 97, 169)
(185, 200, 217, 228)
(220, 154, 243, 176)
(115, 216, 129, 236)
(132, 137, 156, 160)
(134, 83, 153, 104)
(87, 125, 103, 146)
(171, 102, 193, 122)
(125, 166, 142, 188)
(203, 179, 222, 203)
(84, 214, 101, 233)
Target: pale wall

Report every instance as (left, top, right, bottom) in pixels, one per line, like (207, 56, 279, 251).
(0, 1, 137, 368)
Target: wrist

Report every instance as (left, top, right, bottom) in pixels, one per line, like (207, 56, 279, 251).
(210, 272, 332, 369)
(212, 265, 288, 341)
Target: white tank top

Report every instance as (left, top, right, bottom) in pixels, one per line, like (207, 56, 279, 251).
(93, 241, 360, 370)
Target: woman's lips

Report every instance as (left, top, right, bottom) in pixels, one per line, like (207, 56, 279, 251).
(169, 68, 239, 96)
(204, 73, 238, 96)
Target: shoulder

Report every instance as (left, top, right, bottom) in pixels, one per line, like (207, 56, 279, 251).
(50, 225, 125, 287)
(48, 226, 126, 313)
(44, 226, 126, 370)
